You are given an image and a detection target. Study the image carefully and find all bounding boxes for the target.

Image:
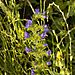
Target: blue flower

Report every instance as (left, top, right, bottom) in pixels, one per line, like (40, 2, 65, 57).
(42, 11, 45, 15)
(43, 15, 47, 19)
(43, 43, 48, 46)
(25, 20, 32, 28)
(24, 32, 30, 39)
(41, 32, 47, 39)
(47, 61, 51, 66)
(44, 25, 49, 33)
(44, 28, 49, 33)
(44, 24, 48, 28)
(42, 11, 48, 19)
(31, 69, 35, 75)
(47, 50, 51, 56)
(25, 47, 31, 53)
(35, 8, 39, 14)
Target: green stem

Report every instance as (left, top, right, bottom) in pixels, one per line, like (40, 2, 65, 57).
(69, 35, 72, 75)
(40, 0, 42, 25)
(26, 0, 35, 14)
(40, 0, 42, 13)
(43, 0, 46, 25)
(4, 48, 7, 75)
(51, 33, 55, 73)
(43, 0, 46, 12)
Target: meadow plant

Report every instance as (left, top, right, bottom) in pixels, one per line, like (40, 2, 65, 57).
(0, 0, 75, 75)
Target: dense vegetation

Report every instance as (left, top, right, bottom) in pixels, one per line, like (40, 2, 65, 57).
(0, 0, 75, 75)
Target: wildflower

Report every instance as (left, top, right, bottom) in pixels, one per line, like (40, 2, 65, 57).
(56, 51, 62, 60)
(44, 24, 48, 28)
(31, 69, 35, 75)
(24, 31, 30, 39)
(42, 11, 48, 19)
(25, 20, 32, 28)
(44, 28, 49, 33)
(47, 61, 51, 66)
(41, 32, 47, 39)
(47, 50, 51, 56)
(43, 11, 45, 15)
(35, 8, 39, 14)
(44, 24, 49, 33)
(43, 43, 48, 46)
(43, 15, 47, 19)
(25, 47, 31, 53)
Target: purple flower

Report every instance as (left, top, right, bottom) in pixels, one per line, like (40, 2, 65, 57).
(42, 11, 48, 19)
(43, 16, 47, 19)
(25, 47, 31, 53)
(44, 44, 48, 46)
(44, 24, 48, 28)
(43, 11, 45, 15)
(47, 61, 51, 65)
(24, 32, 30, 39)
(25, 20, 32, 28)
(41, 32, 47, 39)
(44, 25, 49, 33)
(47, 50, 51, 56)
(35, 8, 39, 14)
(44, 28, 49, 33)
(31, 69, 35, 75)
